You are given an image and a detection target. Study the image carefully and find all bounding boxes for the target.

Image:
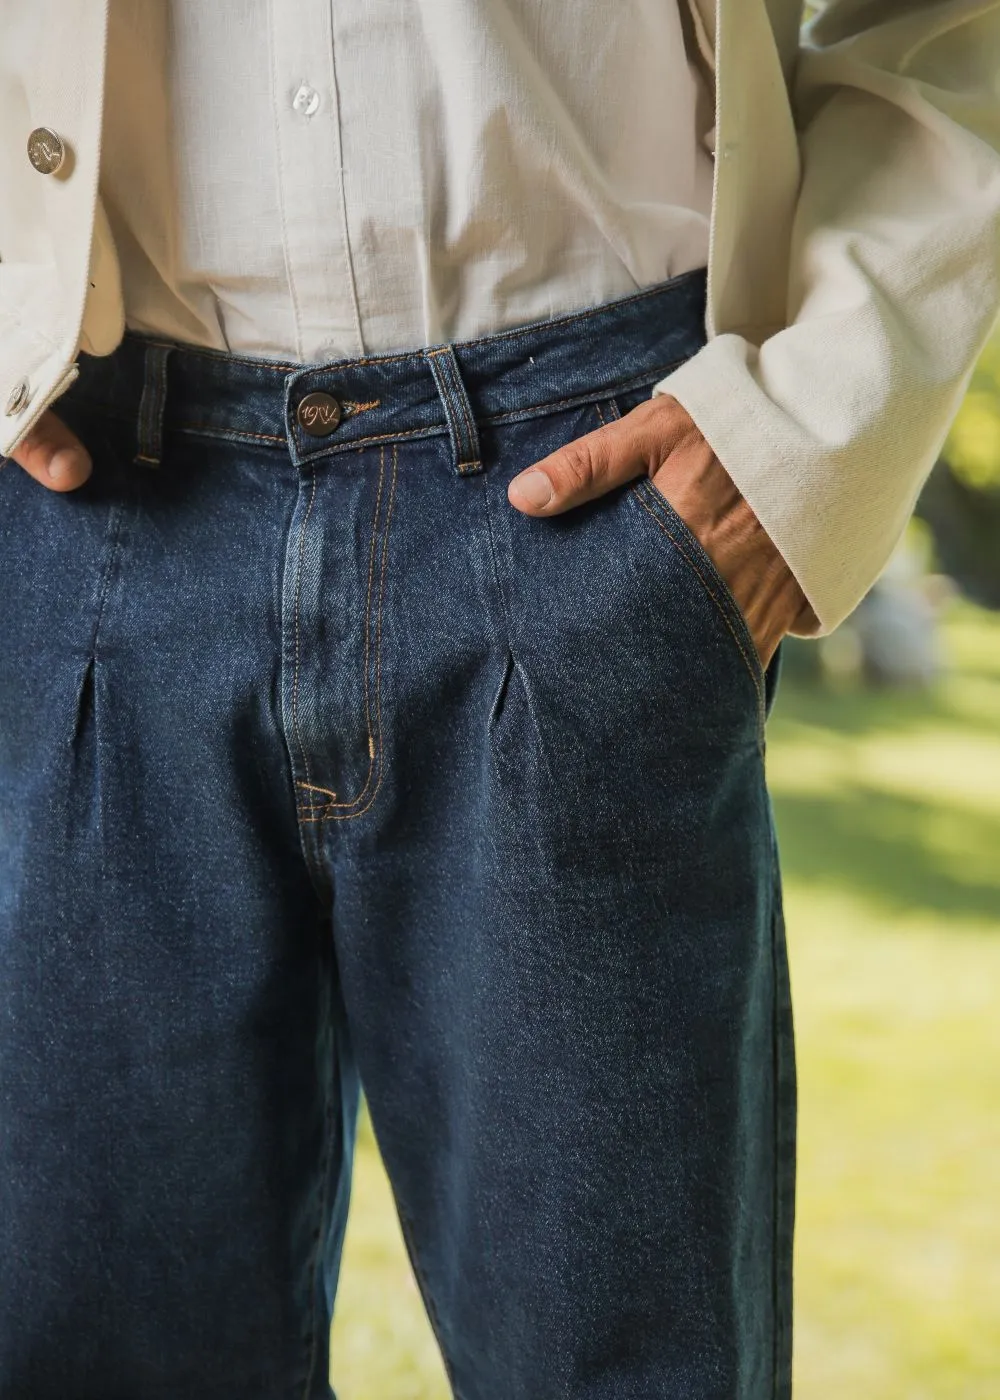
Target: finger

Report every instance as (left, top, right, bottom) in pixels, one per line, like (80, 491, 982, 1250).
(507, 410, 648, 516)
(507, 394, 697, 516)
(8, 409, 92, 492)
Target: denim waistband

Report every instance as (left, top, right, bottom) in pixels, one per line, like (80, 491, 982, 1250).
(63, 267, 706, 473)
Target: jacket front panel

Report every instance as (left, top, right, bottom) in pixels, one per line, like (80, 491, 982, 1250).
(1, 0, 806, 459)
(0, 0, 119, 457)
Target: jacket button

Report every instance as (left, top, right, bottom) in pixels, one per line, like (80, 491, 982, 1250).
(27, 127, 66, 175)
(297, 391, 342, 436)
(4, 380, 30, 417)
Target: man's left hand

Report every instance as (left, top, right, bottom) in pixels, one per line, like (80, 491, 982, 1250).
(507, 394, 818, 668)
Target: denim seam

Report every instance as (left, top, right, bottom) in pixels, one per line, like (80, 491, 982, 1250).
(771, 882, 782, 1400)
(394, 1201, 463, 1397)
(82, 501, 128, 679)
(92, 506, 125, 647)
(480, 469, 518, 664)
(770, 839, 796, 1400)
(69, 363, 684, 457)
(631, 479, 766, 743)
(299, 1033, 339, 1400)
(319, 443, 396, 820)
(353, 444, 385, 799)
(291, 469, 320, 796)
(187, 363, 684, 452)
(295, 444, 385, 813)
(299, 443, 397, 821)
(179, 423, 287, 446)
(317, 362, 683, 445)
(480, 399, 612, 727)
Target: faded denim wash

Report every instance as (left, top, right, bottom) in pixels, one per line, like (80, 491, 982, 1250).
(0, 267, 795, 1400)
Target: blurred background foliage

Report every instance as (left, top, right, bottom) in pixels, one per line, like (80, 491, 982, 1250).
(326, 333, 1000, 1400)
(919, 332, 1000, 607)
(946, 335, 1000, 493)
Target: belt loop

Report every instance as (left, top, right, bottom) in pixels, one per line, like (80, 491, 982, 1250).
(134, 341, 174, 468)
(423, 344, 482, 476)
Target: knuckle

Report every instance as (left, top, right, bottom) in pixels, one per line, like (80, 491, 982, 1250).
(556, 438, 602, 494)
(11, 435, 48, 473)
(20, 410, 64, 448)
(17, 417, 53, 450)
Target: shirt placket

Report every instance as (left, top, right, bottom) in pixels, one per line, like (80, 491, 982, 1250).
(267, 0, 364, 362)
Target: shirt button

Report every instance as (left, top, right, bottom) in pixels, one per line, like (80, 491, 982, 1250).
(5, 380, 31, 417)
(297, 391, 342, 436)
(292, 83, 321, 117)
(27, 127, 67, 175)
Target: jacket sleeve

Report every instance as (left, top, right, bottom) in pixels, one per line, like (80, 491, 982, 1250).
(654, 0, 1000, 633)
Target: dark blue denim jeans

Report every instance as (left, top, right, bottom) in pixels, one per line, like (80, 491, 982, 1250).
(0, 267, 795, 1400)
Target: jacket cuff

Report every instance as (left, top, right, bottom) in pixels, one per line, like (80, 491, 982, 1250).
(652, 334, 929, 636)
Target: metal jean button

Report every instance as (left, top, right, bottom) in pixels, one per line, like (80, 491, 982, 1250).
(296, 391, 342, 437)
(27, 127, 66, 176)
(5, 380, 30, 416)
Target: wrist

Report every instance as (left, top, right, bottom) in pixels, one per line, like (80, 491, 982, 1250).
(649, 449, 817, 665)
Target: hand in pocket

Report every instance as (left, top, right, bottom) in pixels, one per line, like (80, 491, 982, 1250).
(506, 391, 818, 665)
(7, 408, 92, 492)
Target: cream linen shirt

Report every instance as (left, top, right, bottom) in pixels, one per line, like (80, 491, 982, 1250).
(100, 0, 714, 363)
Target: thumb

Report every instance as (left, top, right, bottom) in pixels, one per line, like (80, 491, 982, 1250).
(8, 408, 93, 492)
(507, 395, 694, 517)
(507, 409, 643, 516)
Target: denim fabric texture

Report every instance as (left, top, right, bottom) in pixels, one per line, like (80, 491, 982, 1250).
(0, 267, 796, 1400)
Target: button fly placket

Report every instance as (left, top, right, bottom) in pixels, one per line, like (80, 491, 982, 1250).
(279, 452, 397, 838)
(268, 2, 363, 360)
(278, 374, 398, 871)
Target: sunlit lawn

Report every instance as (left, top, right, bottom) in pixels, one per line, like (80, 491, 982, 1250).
(330, 600, 1000, 1400)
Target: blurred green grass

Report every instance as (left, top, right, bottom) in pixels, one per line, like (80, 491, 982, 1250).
(330, 599, 1000, 1400)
